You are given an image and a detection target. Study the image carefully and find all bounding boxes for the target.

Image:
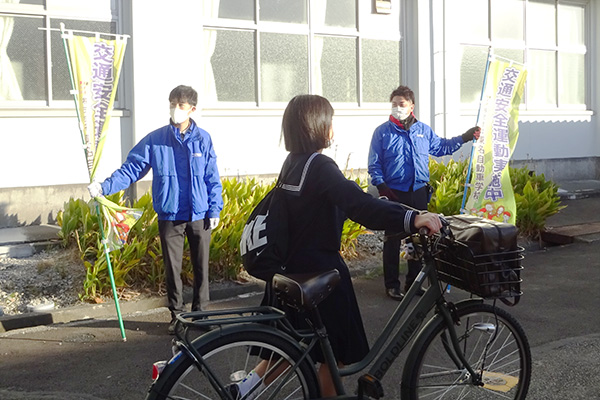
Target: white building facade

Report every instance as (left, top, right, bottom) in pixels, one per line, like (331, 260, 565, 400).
(0, 0, 598, 227)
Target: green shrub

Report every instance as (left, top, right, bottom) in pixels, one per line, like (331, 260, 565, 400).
(428, 159, 470, 216)
(510, 167, 565, 238)
(58, 192, 162, 300)
(59, 163, 560, 299)
(58, 175, 368, 299)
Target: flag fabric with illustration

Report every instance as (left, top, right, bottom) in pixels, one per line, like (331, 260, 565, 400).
(465, 59, 527, 225)
(65, 31, 141, 251)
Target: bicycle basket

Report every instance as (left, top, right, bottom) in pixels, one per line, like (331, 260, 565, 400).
(434, 240, 524, 303)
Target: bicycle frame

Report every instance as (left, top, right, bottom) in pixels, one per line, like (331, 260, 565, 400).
(319, 246, 483, 396)
(159, 232, 488, 399)
(253, 232, 482, 398)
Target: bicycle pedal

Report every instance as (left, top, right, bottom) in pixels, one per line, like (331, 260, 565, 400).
(357, 374, 384, 399)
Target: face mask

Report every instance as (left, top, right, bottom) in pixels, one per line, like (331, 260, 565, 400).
(170, 107, 191, 124)
(392, 106, 411, 121)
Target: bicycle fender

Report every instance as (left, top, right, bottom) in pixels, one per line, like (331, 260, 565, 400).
(400, 298, 484, 389)
(163, 322, 313, 378)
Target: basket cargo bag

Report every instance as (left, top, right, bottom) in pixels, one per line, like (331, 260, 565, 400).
(435, 215, 524, 305)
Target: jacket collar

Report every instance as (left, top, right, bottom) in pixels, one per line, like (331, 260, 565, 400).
(389, 114, 417, 131)
(170, 118, 198, 139)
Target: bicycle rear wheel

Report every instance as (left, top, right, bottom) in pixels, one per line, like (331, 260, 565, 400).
(402, 302, 531, 400)
(147, 329, 320, 400)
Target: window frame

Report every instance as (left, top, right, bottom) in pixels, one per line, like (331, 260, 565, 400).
(201, 0, 402, 110)
(0, 0, 124, 111)
(457, 0, 590, 113)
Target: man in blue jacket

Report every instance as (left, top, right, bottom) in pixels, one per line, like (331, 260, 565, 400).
(368, 85, 479, 301)
(88, 85, 223, 333)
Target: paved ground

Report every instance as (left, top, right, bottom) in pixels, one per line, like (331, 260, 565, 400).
(0, 238, 598, 399)
(1, 180, 599, 332)
(0, 180, 598, 398)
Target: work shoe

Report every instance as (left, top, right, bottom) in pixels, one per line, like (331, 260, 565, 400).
(225, 382, 260, 400)
(385, 287, 404, 301)
(168, 318, 178, 335)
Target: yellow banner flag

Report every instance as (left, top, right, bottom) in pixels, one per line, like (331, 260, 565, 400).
(66, 31, 141, 252)
(465, 59, 527, 225)
(67, 33, 127, 181)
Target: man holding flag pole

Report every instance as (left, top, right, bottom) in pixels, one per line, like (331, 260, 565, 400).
(88, 85, 223, 335)
(368, 85, 481, 301)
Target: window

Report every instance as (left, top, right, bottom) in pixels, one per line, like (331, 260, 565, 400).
(457, 0, 588, 110)
(0, 0, 118, 107)
(202, 0, 401, 106)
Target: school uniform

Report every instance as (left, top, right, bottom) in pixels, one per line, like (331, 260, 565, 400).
(266, 152, 418, 364)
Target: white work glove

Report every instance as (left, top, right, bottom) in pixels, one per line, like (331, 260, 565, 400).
(87, 181, 103, 198)
(209, 218, 219, 230)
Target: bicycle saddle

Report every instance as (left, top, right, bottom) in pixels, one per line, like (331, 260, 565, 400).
(272, 270, 340, 311)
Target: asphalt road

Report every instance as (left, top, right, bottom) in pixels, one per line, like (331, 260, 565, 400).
(0, 240, 599, 399)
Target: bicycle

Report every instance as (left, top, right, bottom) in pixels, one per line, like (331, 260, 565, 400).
(145, 221, 531, 400)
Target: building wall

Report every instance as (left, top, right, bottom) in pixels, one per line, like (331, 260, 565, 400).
(0, 0, 598, 227)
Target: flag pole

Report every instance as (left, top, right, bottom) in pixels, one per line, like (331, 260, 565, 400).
(60, 23, 127, 341)
(461, 47, 492, 213)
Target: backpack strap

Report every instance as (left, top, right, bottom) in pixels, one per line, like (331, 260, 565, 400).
(277, 152, 322, 272)
(279, 152, 320, 192)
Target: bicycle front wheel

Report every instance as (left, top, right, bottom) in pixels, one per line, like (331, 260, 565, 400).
(147, 329, 320, 400)
(402, 302, 531, 400)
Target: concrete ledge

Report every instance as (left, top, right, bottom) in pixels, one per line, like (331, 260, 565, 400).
(0, 281, 264, 333)
(556, 180, 600, 200)
(0, 240, 61, 259)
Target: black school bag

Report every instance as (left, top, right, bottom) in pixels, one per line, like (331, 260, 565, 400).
(239, 153, 320, 281)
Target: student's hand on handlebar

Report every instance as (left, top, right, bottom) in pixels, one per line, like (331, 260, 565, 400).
(414, 212, 443, 235)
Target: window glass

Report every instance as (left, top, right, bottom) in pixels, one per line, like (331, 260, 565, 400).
(559, 52, 584, 106)
(203, 0, 254, 21)
(491, 0, 523, 41)
(51, 19, 116, 101)
(2, 14, 45, 101)
(259, 0, 307, 24)
(324, 0, 356, 28)
(528, 49, 556, 107)
(527, 0, 555, 46)
(206, 29, 256, 102)
(457, 0, 488, 41)
(460, 45, 488, 105)
(361, 39, 400, 103)
(316, 36, 356, 102)
(260, 33, 308, 102)
(558, 4, 584, 47)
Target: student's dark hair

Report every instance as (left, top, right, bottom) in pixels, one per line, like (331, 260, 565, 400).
(389, 85, 415, 104)
(169, 85, 198, 106)
(281, 95, 334, 153)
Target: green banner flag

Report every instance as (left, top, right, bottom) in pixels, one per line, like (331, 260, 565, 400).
(465, 59, 527, 225)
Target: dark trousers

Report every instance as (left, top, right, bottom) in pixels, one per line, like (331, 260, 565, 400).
(158, 219, 212, 317)
(383, 186, 429, 290)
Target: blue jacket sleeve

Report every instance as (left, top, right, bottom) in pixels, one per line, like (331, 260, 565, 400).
(203, 136, 223, 218)
(367, 128, 385, 187)
(100, 137, 152, 196)
(428, 128, 465, 157)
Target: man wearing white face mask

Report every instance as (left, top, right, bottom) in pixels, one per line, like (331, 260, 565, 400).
(87, 85, 223, 333)
(368, 85, 480, 301)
